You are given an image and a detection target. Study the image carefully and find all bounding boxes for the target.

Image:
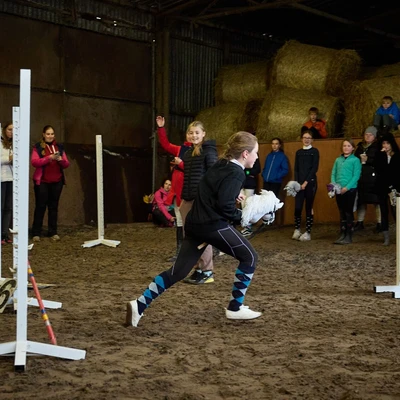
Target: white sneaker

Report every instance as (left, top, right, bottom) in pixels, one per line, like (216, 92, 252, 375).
(32, 236, 40, 242)
(226, 305, 262, 320)
(299, 232, 311, 241)
(126, 299, 142, 327)
(292, 229, 301, 240)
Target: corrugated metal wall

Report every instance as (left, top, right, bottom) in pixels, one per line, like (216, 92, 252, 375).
(0, 0, 153, 42)
(168, 22, 279, 139)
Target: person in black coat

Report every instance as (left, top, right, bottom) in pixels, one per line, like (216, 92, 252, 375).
(353, 126, 381, 232)
(126, 131, 262, 327)
(374, 133, 400, 245)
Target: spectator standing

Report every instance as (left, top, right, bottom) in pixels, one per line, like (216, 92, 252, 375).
(331, 139, 361, 245)
(31, 125, 70, 242)
(374, 133, 400, 245)
(156, 116, 191, 261)
(292, 129, 319, 242)
(179, 121, 218, 285)
(1, 123, 13, 244)
(262, 137, 289, 198)
(354, 126, 381, 232)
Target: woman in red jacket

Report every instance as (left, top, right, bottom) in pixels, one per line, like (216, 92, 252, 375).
(31, 125, 69, 242)
(156, 116, 192, 260)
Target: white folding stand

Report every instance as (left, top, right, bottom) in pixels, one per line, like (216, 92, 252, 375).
(82, 135, 120, 248)
(7, 107, 61, 311)
(374, 195, 400, 298)
(0, 70, 86, 370)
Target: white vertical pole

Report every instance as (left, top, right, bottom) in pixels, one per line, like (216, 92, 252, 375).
(81, 135, 120, 248)
(96, 135, 105, 240)
(14, 70, 30, 367)
(396, 195, 399, 286)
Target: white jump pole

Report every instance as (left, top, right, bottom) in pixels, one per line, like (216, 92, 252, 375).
(374, 194, 400, 297)
(82, 135, 120, 248)
(0, 70, 86, 370)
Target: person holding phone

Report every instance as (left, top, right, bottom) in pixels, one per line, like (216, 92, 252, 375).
(31, 125, 70, 242)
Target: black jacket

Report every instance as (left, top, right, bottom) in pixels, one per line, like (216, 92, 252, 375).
(374, 151, 400, 195)
(185, 159, 245, 235)
(354, 140, 379, 204)
(181, 140, 218, 201)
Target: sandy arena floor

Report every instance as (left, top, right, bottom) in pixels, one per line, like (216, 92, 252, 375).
(0, 222, 399, 400)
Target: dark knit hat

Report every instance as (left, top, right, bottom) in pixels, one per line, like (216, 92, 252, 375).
(364, 126, 377, 138)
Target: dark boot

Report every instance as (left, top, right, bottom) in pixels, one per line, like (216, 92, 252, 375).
(374, 223, 382, 234)
(353, 221, 364, 231)
(341, 230, 353, 244)
(334, 221, 346, 244)
(169, 226, 183, 262)
(383, 231, 390, 246)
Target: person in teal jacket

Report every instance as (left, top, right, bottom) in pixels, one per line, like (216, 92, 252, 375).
(331, 138, 362, 245)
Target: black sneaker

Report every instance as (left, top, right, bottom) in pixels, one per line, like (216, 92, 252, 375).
(183, 270, 202, 284)
(185, 271, 214, 285)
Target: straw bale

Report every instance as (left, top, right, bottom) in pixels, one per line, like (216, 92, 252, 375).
(361, 62, 400, 80)
(272, 40, 361, 97)
(255, 86, 343, 142)
(343, 76, 400, 135)
(214, 61, 272, 104)
(195, 101, 262, 144)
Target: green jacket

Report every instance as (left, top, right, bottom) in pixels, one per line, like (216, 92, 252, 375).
(331, 154, 361, 190)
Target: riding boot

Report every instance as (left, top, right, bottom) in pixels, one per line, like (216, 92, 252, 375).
(341, 224, 353, 244)
(334, 221, 346, 244)
(383, 231, 390, 246)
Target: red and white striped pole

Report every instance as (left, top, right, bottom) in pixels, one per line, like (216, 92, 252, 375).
(27, 261, 57, 345)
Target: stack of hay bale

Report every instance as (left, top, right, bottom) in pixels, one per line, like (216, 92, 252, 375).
(196, 40, 361, 143)
(344, 62, 400, 135)
(196, 60, 272, 143)
(256, 40, 361, 141)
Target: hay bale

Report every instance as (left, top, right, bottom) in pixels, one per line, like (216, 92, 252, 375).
(214, 61, 272, 104)
(361, 62, 400, 79)
(195, 101, 262, 144)
(256, 86, 343, 142)
(343, 76, 400, 135)
(272, 40, 361, 97)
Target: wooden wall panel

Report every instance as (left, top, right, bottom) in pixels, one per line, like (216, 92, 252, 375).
(0, 14, 61, 90)
(64, 96, 152, 147)
(63, 28, 151, 102)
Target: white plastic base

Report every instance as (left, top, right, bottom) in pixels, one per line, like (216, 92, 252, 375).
(0, 340, 86, 371)
(82, 238, 120, 248)
(374, 285, 400, 298)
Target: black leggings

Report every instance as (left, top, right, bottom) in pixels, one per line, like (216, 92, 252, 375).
(295, 180, 317, 218)
(335, 189, 357, 228)
(167, 225, 258, 283)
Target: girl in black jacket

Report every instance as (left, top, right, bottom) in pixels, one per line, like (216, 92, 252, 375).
(126, 131, 262, 327)
(374, 133, 400, 245)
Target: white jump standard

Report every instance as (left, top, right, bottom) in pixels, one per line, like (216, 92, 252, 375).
(0, 69, 86, 371)
(374, 194, 400, 297)
(82, 135, 120, 248)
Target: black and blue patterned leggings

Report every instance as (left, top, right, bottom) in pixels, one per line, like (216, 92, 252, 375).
(136, 224, 258, 316)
